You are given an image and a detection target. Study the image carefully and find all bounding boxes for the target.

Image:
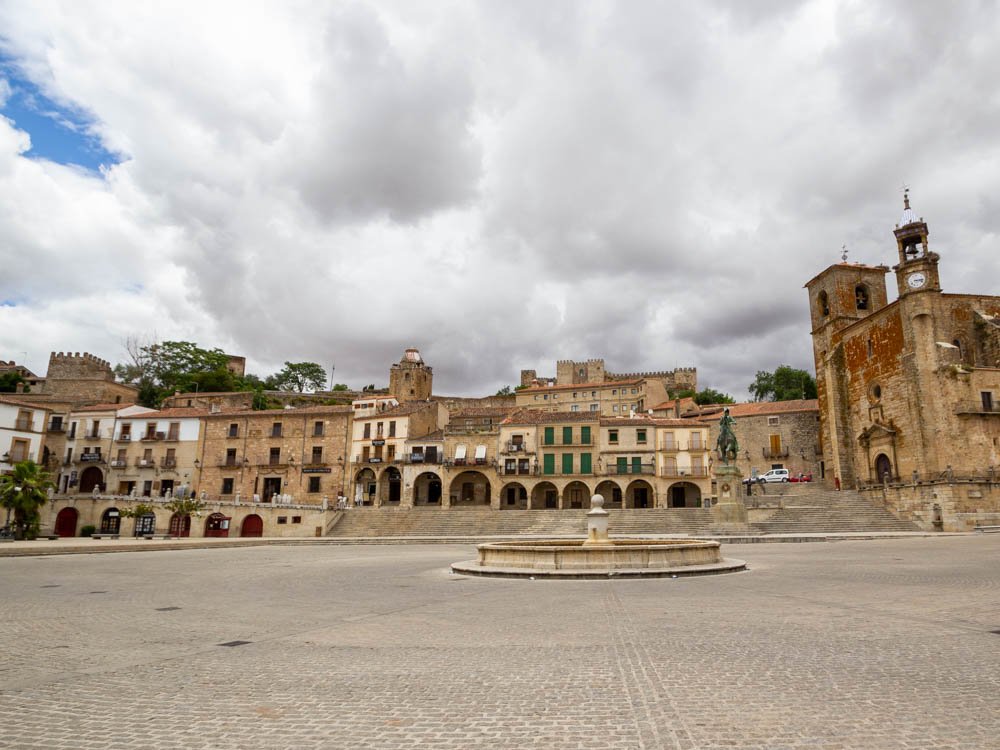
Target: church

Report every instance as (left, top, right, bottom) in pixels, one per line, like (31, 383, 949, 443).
(806, 192, 1000, 530)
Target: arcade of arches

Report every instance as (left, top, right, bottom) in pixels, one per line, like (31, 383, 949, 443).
(350, 467, 703, 509)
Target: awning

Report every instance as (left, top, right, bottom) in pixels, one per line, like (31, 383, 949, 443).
(474, 445, 487, 459)
(454, 444, 467, 460)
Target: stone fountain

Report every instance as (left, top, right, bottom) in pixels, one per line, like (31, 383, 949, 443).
(450, 493, 746, 579)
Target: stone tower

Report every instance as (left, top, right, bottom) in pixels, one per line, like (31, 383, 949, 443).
(388, 348, 433, 402)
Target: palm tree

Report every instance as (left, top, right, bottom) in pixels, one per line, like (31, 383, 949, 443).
(0, 461, 55, 540)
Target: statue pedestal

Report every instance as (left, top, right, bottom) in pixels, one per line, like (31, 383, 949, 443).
(712, 464, 748, 528)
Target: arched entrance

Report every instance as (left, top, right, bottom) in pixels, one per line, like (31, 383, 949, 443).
(78, 466, 103, 494)
(241, 514, 263, 537)
(874, 453, 893, 482)
(563, 481, 590, 510)
(204, 513, 231, 538)
(99, 508, 121, 534)
(449, 471, 491, 507)
(625, 479, 655, 509)
(667, 482, 702, 508)
(413, 472, 442, 506)
(169, 513, 191, 537)
(354, 468, 376, 506)
(54, 507, 78, 537)
(530, 481, 559, 510)
(380, 467, 402, 505)
(499, 482, 528, 510)
(595, 480, 623, 509)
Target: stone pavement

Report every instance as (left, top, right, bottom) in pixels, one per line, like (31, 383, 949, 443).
(1, 536, 998, 749)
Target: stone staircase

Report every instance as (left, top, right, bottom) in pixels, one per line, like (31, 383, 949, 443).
(748, 484, 920, 533)
(325, 484, 920, 539)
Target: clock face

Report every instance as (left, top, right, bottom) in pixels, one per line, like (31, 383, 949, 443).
(907, 272, 927, 289)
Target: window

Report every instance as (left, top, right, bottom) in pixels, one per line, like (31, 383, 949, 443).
(562, 453, 573, 474)
(164, 448, 176, 467)
(631, 388, 637, 394)
(591, 391, 596, 398)
(617, 457, 628, 474)
(389, 421, 396, 437)
(632, 456, 642, 474)
(818, 290, 830, 317)
(277, 516, 287, 524)
(581, 426, 591, 444)
(308, 477, 321, 493)
(313, 421, 324, 437)
(609, 429, 619, 444)
(225, 448, 237, 465)
(590, 404, 599, 411)
(9, 438, 29, 463)
(767, 416, 779, 426)
(311, 446, 323, 463)
(387, 444, 395, 461)
(571, 404, 580, 412)
(983, 392, 995, 413)
(91, 420, 103, 438)
(362, 446, 370, 461)
(222, 478, 234, 494)
(69, 421, 77, 439)
(167, 422, 180, 440)
(613, 405, 618, 412)
(562, 426, 573, 445)
(271, 422, 282, 438)
(120, 423, 131, 439)
(769, 434, 782, 455)
(292, 516, 301, 524)
(612, 389, 617, 395)
(543, 454, 555, 475)
(855, 285, 869, 310)
(363, 423, 371, 438)
(867, 338, 874, 358)
(269, 447, 281, 465)
(637, 429, 647, 444)
(228, 423, 239, 438)
(50, 415, 64, 431)
(690, 432, 703, 450)
(580, 453, 592, 473)
(543, 427, 554, 445)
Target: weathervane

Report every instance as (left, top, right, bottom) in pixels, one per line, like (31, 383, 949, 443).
(900, 182, 910, 207)
(841, 244, 848, 262)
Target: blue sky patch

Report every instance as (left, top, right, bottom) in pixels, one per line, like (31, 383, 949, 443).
(0, 57, 120, 172)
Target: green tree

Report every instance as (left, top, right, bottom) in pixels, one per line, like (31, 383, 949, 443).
(164, 497, 206, 531)
(331, 383, 349, 392)
(116, 337, 235, 406)
(271, 361, 328, 392)
(693, 388, 735, 405)
(0, 460, 55, 539)
(0, 372, 27, 393)
(749, 365, 817, 401)
(495, 385, 514, 396)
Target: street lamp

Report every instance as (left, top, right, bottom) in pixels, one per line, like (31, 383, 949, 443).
(1, 485, 20, 540)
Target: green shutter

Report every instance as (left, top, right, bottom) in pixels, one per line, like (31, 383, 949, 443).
(543, 453, 555, 475)
(544, 427, 554, 446)
(581, 453, 592, 474)
(581, 426, 591, 444)
(563, 426, 573, 445)
(617, 457, 627, 475)
(632, 456, 642, 474)
(562, 453, 573, 474)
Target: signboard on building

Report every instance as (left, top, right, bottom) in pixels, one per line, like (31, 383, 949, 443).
(80, 452, 102, 462)
(302, 467, 332, 474)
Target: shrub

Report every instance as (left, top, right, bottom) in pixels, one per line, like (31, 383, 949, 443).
(80, 525, 96, 537)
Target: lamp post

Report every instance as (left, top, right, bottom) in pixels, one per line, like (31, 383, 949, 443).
(1, 485, 20, 540)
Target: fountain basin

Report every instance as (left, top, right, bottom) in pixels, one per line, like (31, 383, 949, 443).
(451, 538, 746, 579)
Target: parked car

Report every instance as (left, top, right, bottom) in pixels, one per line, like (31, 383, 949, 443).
(789, 473, 813, 483)
(758, 469, 790, 483)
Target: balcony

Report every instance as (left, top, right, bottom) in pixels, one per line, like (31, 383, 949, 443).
(500, 464, 537, 476)
(661, 466, 709, 478)
(406, 453, 443, 465)
(502, 441, 534, 454)
(109, 459, 128, 468)
(218, 456, 243, 468)
(141, 432, 164, 442)
(135, 458, 157, 469)
(956, 401, 1000, 416)
(46, 422, 66, 433)
(661, 442, 687, 452)
(762, 448, 790, 459)
(164, 433, 180, 442)
(160, 458, 177, 469)
(612, 463, 656, 476)
(116, 434, 132, 443)
(4, 452, 34, 464)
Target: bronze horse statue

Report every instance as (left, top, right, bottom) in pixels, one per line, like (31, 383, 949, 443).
(716, 407, 739, 465)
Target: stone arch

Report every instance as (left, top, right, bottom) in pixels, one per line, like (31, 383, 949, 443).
(99, 508, 121, 534)
(204, 512, 230, 538)
(530, 481, 559, 510)
(379, 466, 402, 505)
(354, 468, 377, 506)
(241, 514, 264, 537)
(169, 513, 191, 537)
(78, 466, 104, 494)
(666, 481, 702, 508)
(54, 507, 78, 537)
(413, 471, 443, 506)
(562, 480, 591, 510)
(499, 482, 528, 510)
(449, 470, 492, 508)
(855, 284, 870, 311)
(625, 479, 655, 509)
(595, 479, 624, 509)
(875, 453, 893, 483)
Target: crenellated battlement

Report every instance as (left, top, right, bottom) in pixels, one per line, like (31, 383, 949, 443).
(47, 351, 116, 381)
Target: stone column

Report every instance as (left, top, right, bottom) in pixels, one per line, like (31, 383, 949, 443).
(712, 463, 748, 528)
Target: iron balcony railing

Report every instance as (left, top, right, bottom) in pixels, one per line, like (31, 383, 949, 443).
(160, 458, 177, 469)
(661, 466, 709, 478)
(109, 459, 128, 468)
(502, 441, 534, 454)
(762, 448, 790, 459)
(47, 422, 66, 433)
(218, 456, 243, 468)
(135, 458, 156, 468)
(956, 401, 1000, 415)
(612, 463, 656, 475)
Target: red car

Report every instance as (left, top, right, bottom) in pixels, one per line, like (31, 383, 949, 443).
(789, 473, 813, 483)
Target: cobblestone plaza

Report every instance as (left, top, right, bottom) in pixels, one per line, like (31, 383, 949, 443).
(2, 537, 999, 749)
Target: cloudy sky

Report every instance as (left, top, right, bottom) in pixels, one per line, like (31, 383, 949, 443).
(1, 0, 998, 399)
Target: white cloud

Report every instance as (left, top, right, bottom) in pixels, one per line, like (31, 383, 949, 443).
(1, 0, 999, 398)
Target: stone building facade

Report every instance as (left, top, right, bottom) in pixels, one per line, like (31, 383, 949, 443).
(514, 377, 669, 417)
(0, 397, 50, 474)
(388, 348, 433, 402)
(520, 358, 697, 394)
(807, 193, 1000, 530)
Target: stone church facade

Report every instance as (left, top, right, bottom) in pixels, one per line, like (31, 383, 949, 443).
(807, 193, 1000, 530)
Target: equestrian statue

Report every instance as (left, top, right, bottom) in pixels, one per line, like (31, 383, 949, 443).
(715, 407, 739, 465)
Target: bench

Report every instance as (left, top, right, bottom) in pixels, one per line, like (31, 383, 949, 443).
(142, 534, 175, 540)
(90, 534, 120, 540)
(974, 525, 1000, 533)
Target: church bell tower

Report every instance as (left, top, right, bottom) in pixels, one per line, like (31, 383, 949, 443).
(893, 190, 941, 297)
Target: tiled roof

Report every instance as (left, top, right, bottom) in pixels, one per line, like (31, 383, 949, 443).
(74, 402, 140, 412)
(207, 404, 353, 418)
(694, 399, 819, 421)
(0, 396, 51, 410)
(355, 401, 436, 420)
(516, 378, 645, 394)
(650, 397, 698, 414)
(449, 406, 519, 419)
(410, 430, 444, 441)
(141, 407, 210, 418)
(600, 416, 703, 428)
(501, 409, 601, 425)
